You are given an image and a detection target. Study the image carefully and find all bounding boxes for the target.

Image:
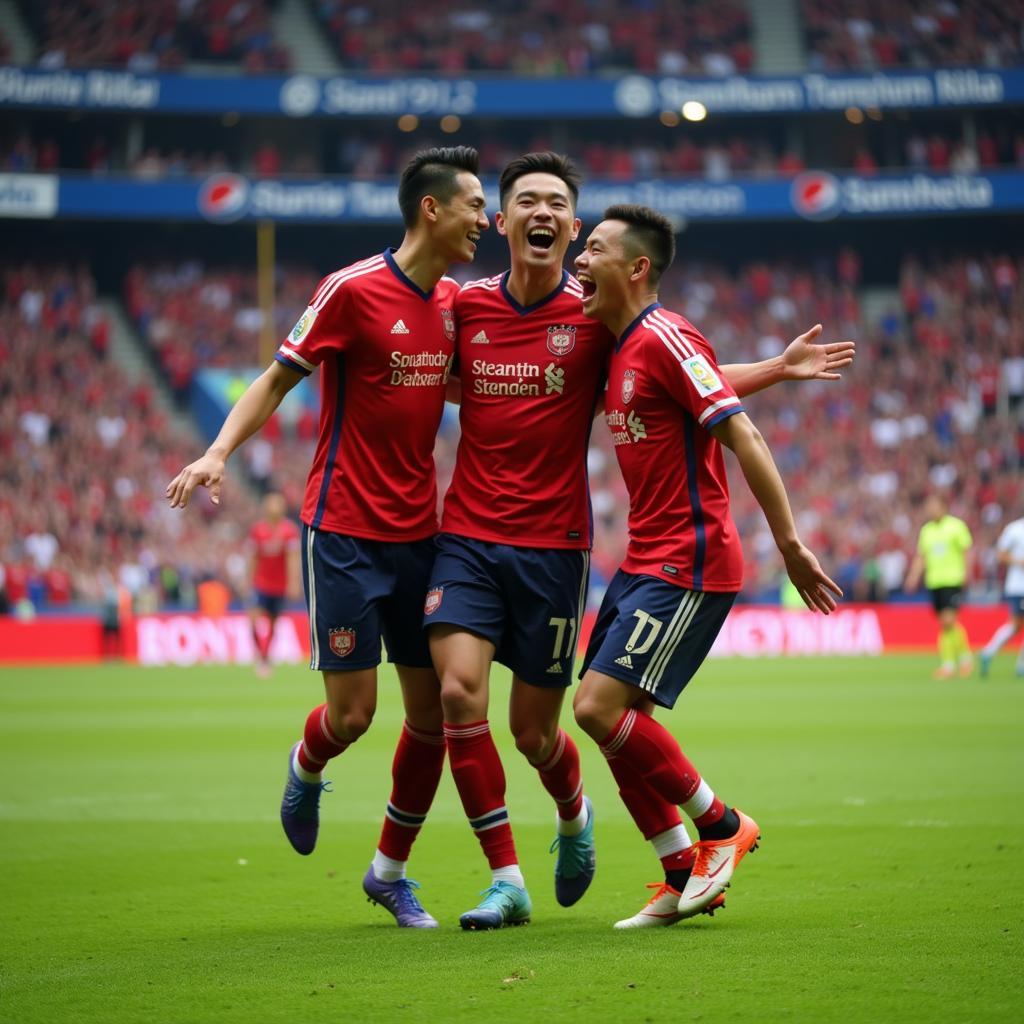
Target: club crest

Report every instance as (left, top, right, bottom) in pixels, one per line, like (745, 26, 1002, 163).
(328, 627, 355, 657)
(622, 369, 637, 404)
(424, 587, 443, 615)
(441, 308, 456, 342)
(546, 324, 576, 356)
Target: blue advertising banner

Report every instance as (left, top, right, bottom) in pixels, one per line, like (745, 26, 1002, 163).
(1, 65, 1021, 118)
(4, 170, 1023, 223)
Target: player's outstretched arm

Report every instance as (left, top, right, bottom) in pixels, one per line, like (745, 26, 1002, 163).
(712, 411, 842, 614)
(720, 324, 856, 398)
(166, 361, 302, 509)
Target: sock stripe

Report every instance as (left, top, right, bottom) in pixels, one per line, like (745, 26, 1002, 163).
(444, 721, 491, 740)
(602, 708, 637, 755)
(403, 722, 445, 746)
(532, 729, 566, 773)
(386, 803, 427, 828)
(319, 706, 344, 747)
(469, 807, 509, 832)
(554, 780, 584, 807)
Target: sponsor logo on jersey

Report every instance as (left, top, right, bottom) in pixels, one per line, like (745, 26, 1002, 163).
(682, 354, 723, 396)
(198, 172, 249, 222)
(546, 324, 577, 356)
(791, 171, 841, 221)
(622, 368, 637, 404)
(424, 587, 443, 615)
(441, 308, 455, 341)
(628, 409, 647, 442)
(470, 330, 490, 344)
(328, 626, 356, 657)
(544, 363, 565, 396)
(390, 350, 451, 387)
(614, 654, 634, 668)
(289, 305, 317, 343)
(390, 319, 410, 334)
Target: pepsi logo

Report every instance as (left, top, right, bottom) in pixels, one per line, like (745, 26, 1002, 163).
(791, 172, 841, 221)
(198, 173, 249, 222)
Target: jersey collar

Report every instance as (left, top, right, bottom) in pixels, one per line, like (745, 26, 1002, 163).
(616, 302, 662, 350)
(499, 269, 568, 316)
(383, 247, 435, 301)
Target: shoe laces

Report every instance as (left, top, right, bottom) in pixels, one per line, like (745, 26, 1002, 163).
(549, 830, 592, 875)
(644, 881, 676, 906)
(392, 878, 426, 914)
(282, 778, 331, 816)
(478, 882, 519, 911)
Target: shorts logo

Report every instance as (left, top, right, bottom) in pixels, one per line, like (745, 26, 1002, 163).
(614, 654, 634, 668)
(546, 324, 576, 356)
(328, 627, 356, 658)
(424, 587, 443, 615)
(289, 306, 317, 343)
(622, 369, 637, 404)
(441, 308, 456, 342)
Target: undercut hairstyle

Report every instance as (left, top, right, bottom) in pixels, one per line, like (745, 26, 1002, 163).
(603, 204, 676, 286)
(398, 146, 480, 228)
(499, 151, 582, 211)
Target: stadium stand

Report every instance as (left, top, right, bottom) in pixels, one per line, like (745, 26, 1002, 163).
(801, 0, 1024, 70)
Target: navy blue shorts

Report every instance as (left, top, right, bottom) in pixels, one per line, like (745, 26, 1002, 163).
(302, 524, 436, 672)
(253, 592, 284, 618)
(581, 570, 736, 709)
(424, 533, 590, 688)
(1007, 595, 1024, 617)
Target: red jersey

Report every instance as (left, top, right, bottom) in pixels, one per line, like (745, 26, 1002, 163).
(605, 303, 745, 591)
(249, 518, 300, 596)
(275, 250, 458, 541)
(441, 271, 613, 549)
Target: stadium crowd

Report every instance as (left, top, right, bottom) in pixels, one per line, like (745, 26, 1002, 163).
(20, 0, 290, 72)
(801, 0, 1024, 70)
(5, 247, 1008, 616)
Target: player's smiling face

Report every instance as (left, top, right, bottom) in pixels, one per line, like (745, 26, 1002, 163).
(435, 171, 489, 264)
(496, 172, 581, 272)
(575, 220, 632, 326)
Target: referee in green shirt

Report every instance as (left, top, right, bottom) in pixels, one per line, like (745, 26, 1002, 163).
(905, 493, 974, 678)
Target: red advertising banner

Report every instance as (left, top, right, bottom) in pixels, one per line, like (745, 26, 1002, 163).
(0, 605, 1015, 665)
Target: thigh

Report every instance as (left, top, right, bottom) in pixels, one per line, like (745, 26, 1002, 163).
(497, 547, 590, 689)
(582, 572, 736, 710)
(429, 623, 496, 721)
(302, 525, 385, 671)
(508, 676, 567, 742)
(423, 534, 506, 646)
(322, 666, 378, 720)
(380, 537, 438, 669)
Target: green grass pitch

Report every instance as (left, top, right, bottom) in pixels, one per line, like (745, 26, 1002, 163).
(1, 655, 1022, 1024)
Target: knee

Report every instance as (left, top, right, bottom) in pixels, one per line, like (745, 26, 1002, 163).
(326, 703, 374, 743)
(513, 724, 554, 763)
(573, 690, 611, 742)
(439, 672, 479, 721)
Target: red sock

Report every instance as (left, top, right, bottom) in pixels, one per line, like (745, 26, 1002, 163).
(604, 745, 684, 840)
(661, 846, 696, 875)
(297, 703, 349, 773)
(600, 708, 703, 806)
(531, 729, 584, 820)
(692, 799, 727, 830)
(377, 722, 446, 862)
(444, 720, 518, 869)
(252, 618, 272, 660)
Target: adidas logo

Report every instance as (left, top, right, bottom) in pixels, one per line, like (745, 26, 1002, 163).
(546, 661, 563, 674)
(614, 654, 633, 668)
(390, 319, 410, 334)
(470, 330, 490, 344)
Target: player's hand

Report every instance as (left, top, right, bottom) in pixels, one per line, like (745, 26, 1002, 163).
(166, 452, 227, 509)
(781, 542, 843, 613)
(782, 324, 856, 382)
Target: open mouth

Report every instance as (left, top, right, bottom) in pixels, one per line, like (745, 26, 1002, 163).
(577, 273, 597, 299)
(527, 227, 556, 250)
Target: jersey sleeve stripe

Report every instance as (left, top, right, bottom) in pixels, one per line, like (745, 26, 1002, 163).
(311, 257, 386, 312)
(699, 399, 743, 427)
(646, 316, 698, 366)
(310, 254, 384, 306)
(276, 345, 315, 372)
(648, 309, 698, 358)
(274, 351, 312, 376)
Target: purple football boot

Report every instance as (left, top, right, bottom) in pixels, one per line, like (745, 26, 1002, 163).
(362, 868, 439, 928)
(280, 742, 330, 855)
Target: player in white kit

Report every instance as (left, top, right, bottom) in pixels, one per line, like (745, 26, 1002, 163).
(979, 514, 1024, 678)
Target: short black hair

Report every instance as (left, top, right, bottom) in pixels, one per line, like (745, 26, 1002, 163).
(398, 146, 480, 228)
(602, 204, 676, 286)
(499, 152, 581, 211)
